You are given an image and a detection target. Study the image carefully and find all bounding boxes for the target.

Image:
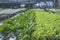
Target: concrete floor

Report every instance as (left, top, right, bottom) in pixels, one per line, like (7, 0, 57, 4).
(0, 8, 26, 25)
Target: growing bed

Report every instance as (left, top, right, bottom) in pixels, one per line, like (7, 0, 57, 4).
(0, 9, 60, 40)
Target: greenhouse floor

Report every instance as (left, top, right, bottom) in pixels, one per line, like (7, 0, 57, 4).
(0, 8, 26, 25)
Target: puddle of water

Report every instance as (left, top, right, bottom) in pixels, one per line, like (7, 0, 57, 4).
(0, 22, 3, 25)
(9, 36, 17, 40)
(0, 34, 4, 40)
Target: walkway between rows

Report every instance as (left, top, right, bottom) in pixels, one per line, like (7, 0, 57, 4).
(0, 8, 27, 25)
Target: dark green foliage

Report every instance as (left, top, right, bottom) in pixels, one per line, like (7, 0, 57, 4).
(0, 9, 35, 40)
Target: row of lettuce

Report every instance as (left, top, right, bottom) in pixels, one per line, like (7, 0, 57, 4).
(0, 9, 60, 40)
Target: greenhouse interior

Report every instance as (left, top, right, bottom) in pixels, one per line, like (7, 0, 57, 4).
(0, 0, 60, 40)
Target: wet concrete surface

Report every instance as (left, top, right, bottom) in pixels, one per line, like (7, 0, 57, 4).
(0, 8, 26, 25)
